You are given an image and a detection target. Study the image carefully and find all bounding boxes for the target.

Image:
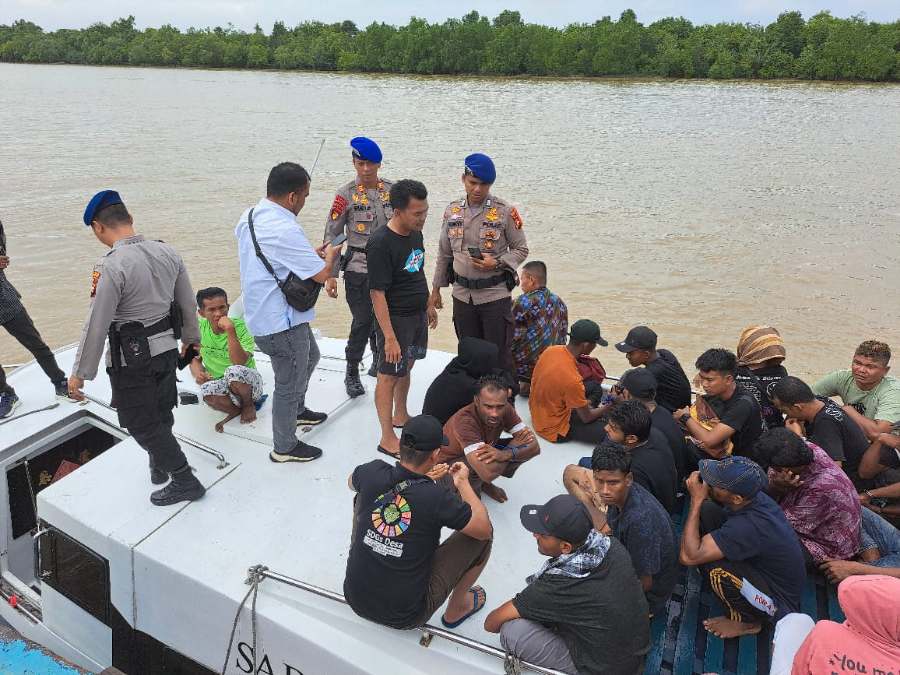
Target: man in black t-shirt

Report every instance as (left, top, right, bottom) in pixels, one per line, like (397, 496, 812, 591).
(344, 415, 493, 629)
(620, 367, 689, 482)
(771, 376, 869, 481)
(565, 401, 678, 514)
(484, 495, 649, 675)
(616, 325, 692, 411)
(675, 348, 765, 465)
(368, 180, 439, 457)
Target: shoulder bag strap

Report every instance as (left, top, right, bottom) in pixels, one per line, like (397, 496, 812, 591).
(373, 477, 432, 509)
(246, 208, 282, 286)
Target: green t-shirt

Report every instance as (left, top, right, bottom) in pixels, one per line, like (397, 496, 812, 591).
(199, 317, 256, 379)
(812, 369, 900, 423)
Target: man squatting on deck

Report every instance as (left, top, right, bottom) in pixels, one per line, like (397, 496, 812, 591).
(68, 190, 207, 506)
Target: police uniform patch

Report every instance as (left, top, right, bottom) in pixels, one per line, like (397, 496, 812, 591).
(356, 223, 366, 233)
(90, 270, 101, 297)
(510, 207, 524, 229)
(484, 240, 495, 250)
(485, 207, 499, 222)
(451, 206, 461, 215)
(331, 195, 349, 220)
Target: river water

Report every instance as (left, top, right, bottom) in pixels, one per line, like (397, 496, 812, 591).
(1, 63, 899, 380)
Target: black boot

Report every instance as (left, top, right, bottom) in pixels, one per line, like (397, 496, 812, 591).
(150, 465, 206, 506)
(345, 361, 365, 398)
(149, 459, 168, 485)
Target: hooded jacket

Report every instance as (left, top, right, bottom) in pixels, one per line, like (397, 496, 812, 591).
(422, 337, 499, 425)
(791, 575, 900, 674)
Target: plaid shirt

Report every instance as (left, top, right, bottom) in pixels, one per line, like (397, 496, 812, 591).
(0, 219, 24, 325)
(511, 287, 568, 380)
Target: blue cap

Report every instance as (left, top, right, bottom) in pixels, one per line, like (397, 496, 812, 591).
(83, 190, 123, 226)
(350, 137, 382, 163)
(699, 455, 768, 498)
(464, 153, 496, 184)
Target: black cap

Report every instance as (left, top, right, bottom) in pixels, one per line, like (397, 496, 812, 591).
(615, 325, 657, 353)
(399, 415, 448, 451)
(620, 368, 658, 400)
(520, 495, 593, 544)
(569, 319, 608, 347)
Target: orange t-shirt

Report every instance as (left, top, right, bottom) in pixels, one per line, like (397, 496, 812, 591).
(529, 345, 589, 441)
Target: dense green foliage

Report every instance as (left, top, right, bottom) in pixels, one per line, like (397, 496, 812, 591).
(2, 10, 899, 81)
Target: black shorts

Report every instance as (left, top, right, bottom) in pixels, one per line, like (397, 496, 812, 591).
(375, 311, 428, 377)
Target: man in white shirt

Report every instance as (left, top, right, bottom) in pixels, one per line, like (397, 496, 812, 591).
(235, 162, 343, 463)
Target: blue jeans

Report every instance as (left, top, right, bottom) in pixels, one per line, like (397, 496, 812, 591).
(254, 323, 320, 454)
(859, 506, 900, 568)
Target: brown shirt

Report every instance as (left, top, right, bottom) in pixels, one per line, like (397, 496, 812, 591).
(323, 178, 394, 275)
(432, 194, 529, 305)
(439, 401, 525, 464)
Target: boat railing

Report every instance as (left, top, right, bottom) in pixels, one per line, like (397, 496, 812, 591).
(244, 565, 568, 675)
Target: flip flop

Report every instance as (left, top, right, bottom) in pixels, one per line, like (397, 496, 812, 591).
(441, 586, 486, 629)
(376, 445, 399, 459)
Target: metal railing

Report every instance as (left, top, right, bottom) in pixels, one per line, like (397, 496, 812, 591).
(248, 565, 568, 675)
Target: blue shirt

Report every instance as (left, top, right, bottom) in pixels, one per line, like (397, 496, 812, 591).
(711, 492, 806, 620)
(235, 198, 325, 337)
(606, 482, 678, 615)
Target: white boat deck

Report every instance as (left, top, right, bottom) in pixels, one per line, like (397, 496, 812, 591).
(6, 336, 597, 673)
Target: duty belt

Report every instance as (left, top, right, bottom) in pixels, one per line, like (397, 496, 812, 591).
(454, 272, 506, 290)
(341, 245, 368, 272)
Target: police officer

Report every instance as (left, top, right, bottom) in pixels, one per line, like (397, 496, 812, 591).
(431, 153, 529, 374)
(68, 190, 205, 506)
(324, 137, 394, 398)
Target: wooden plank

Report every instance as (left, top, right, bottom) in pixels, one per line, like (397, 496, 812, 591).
(800, 576, 816, 618)
(736, 633, 758, 675)
(826, 583, 845, 623)
(644, 608, 669, 674)
(672, 567, 701, 674)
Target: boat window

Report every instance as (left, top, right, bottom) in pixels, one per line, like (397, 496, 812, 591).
(7, 425, 117, 538)
(39, 528, 110, 625)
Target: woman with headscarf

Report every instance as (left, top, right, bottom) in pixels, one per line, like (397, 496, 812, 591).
(736, 325, 788, 430)
(423, 337, 506, 425)
(788, 575, 900, 674)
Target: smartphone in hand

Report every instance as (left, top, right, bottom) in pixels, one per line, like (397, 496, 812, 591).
(467, 246, 483, 260)
(331, 233, 348, 247)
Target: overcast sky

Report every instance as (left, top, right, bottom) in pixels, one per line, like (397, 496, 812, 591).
(3, 0, 897, 31)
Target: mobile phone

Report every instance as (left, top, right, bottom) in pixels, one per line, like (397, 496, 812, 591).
(467, 246, 483, 260)
(177, 344, 199, 370)
(331, 233, 348, 247)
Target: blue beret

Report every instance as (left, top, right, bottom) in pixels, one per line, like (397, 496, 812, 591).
(350, 137, 382, 164)
(464, 153, 496, 184)
(83, 190, 123, 226)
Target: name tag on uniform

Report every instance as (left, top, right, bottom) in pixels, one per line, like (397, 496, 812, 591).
(355, 211, 375, 222)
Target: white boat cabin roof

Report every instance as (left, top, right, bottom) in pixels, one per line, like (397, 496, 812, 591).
(4, 334, 596, 673)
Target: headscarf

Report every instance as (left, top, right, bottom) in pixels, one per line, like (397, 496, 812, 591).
(736, 325, 786, 367)
(839, 575, 900, 653)
(447, 337, 499, 378)
(528, 530, 611, 582)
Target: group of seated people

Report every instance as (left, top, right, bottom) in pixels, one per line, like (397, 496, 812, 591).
(339, 287, 900, 674)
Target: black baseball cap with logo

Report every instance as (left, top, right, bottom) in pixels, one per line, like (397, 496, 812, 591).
(400, 415, 449, 451)
(569, 319, 608, 347)
(615, 325, 658, 353)
(520, 495, 593, 544)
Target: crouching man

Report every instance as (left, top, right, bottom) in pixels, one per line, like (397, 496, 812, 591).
(190, 287, 265, 432)
(484, 495, 650, 675)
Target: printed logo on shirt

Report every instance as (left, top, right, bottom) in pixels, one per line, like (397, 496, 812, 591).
(403, 248, 424, 273)
(364, 494, 411, 558)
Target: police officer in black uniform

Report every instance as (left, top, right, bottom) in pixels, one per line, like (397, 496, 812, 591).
(68, 190, 205, 506)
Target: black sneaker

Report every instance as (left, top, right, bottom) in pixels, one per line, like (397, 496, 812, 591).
(270, 440, 323, 463)
(0, 392, 20, 419)
(297, 408, 328, 426)
(150, 468, 205, 506)
(344, 370, 365, 398)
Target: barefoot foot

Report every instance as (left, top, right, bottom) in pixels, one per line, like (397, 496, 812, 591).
(482, 482, 508, 503)
(703, 616, 761, 639)
(240, 405, 257, 424)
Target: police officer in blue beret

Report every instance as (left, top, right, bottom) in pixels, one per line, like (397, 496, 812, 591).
(431, 154, 529, 375)
(69, 190, 205, 506)
(323, 137, 394, 397)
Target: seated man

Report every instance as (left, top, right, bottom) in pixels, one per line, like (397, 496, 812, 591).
(484, 495, 650, 675)
(422, 337, 500, 425)
(510, 260, 568, 397)
(770, 375, 868, 481)
(344, 415, 492, 630)
(190, 287, 264, 431)
(619, 367, 689, 482)
(529, 319, 609, 444)
(567, 442, 678, 617)
(813, 340, 900, 441)
(615, 325, 692, 412)
(754, 428, 861, 565)
(734, 325, 788, 430)
(439, 375, 540, 503)
(858, 427, 900, 524)
(674, 348, 765, 464)
(680, 456, 806, 639)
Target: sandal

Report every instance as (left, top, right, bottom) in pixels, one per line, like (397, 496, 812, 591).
(441, 586, 487, 628)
